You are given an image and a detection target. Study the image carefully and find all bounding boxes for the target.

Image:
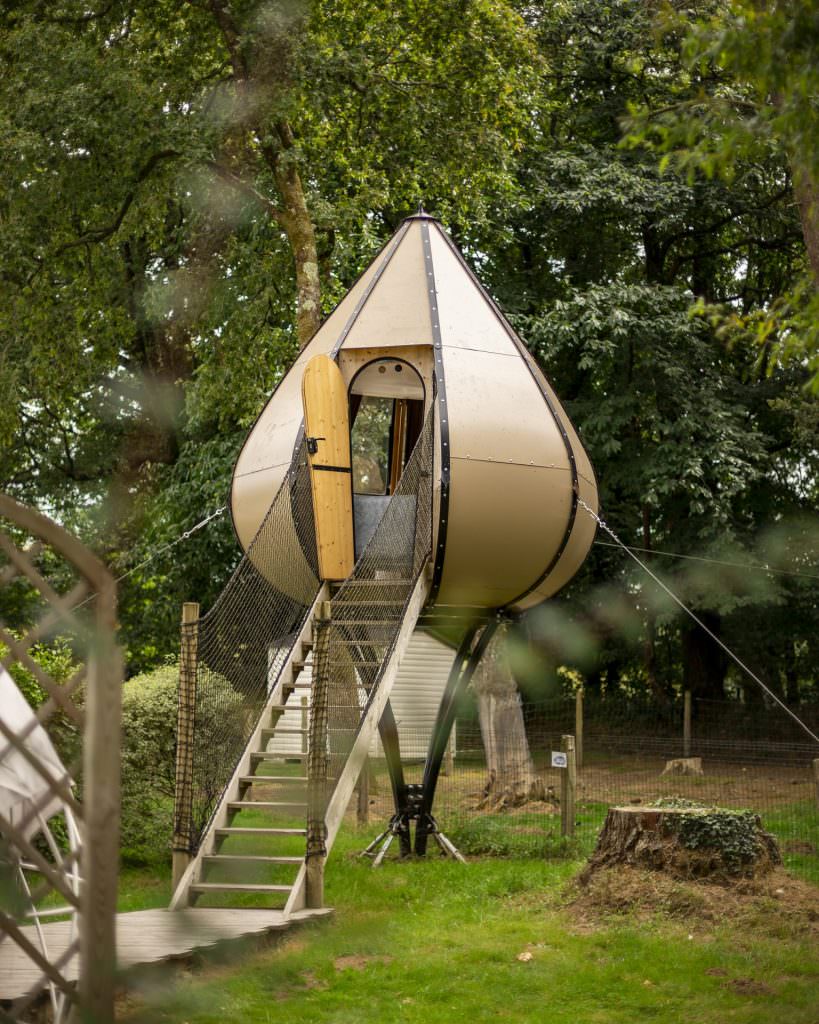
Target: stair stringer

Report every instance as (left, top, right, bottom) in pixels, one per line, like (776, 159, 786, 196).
(169, 583, 329, 911)
(284, 569, 431, 915)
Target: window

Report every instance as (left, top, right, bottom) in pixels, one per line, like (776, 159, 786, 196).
(351, 395, 392, 495)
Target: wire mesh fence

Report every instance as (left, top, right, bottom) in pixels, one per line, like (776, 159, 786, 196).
(353, 691, 819, 877)
(175, 439, 321, 855)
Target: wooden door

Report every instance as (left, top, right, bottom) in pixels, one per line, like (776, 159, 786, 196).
(301, 354, 355, 581)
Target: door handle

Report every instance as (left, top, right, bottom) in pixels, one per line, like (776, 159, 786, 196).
(306, 436, 326, 455)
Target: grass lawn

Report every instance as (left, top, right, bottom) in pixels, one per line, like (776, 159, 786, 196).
(118, 827, 819, 1024)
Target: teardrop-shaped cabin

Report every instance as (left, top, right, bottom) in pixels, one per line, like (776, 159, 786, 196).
(230, 211, 597, 614)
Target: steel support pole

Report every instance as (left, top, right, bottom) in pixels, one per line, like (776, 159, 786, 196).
(414, 619, 499, 855)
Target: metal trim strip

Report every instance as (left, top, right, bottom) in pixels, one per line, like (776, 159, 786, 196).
(421, 220, 449, 606)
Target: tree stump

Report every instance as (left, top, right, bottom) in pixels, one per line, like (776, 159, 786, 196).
(662, 757, 703, 776)
(580, 805, 781, 883)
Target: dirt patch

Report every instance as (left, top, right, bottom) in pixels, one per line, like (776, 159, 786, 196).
(333, 954, 393, 972)
(354, 758, 816, 828)
(301, 970, 328, 990)
(783, 840, 816, 855)
(566, 865, 819, 939)
(724, 977, 774, 996)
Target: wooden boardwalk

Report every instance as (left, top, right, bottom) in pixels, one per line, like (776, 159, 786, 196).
(0, 906, 332, 1000)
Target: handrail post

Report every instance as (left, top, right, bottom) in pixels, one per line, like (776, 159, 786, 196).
(80, 579, 123, 1022)
(306, 601, 331, 908)
(172, 602, 199, 894)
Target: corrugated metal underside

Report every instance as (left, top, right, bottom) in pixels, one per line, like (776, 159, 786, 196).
(266, 630, 456, 759)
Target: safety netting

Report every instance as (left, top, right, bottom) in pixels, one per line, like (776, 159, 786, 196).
(307, 409, 434, 858)
(354, 688, 819, 875)
(175, 439, 320, 855)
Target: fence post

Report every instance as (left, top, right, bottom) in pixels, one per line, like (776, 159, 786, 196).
(357, 756, 370, 826)
(443, 730, 455, 777)
(683, 690, 692, 758)
(560, 734, 576, 838)
(575, 688, 584, 770)
(813, 759, 819, 812)
(306, 601, 331, 909)
(172, 601, 199, 893)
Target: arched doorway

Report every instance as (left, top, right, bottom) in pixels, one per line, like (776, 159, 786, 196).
(348, 358, 426, 557)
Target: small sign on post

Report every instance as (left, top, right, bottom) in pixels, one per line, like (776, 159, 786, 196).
(551, 751, 568, 769)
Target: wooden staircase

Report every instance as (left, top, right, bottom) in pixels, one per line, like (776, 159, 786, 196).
(169, 570, 430, 914)
(169, 589, 323, 911)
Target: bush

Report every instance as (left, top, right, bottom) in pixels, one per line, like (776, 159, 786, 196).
(120, 664, 179, 863)
(120, 663, 247, 864)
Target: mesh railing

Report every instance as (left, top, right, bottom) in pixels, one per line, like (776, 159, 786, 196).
(308, 410, 434, 854)
(176, 440, 320, 854)
(353, 693, 819, 879)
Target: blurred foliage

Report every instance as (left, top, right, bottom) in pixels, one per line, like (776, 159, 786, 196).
(624, 0, 819, 390)
(1, 636, 83, 770)
(0, 0, 815, 708)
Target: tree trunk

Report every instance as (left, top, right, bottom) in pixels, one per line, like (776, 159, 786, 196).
(208, 4, 323, 351)
(681, 613, 726, 700)
(472, 625, 545, 809)
(791, 165, 819, 287)
(641, 506, 665, 704)
(273, 125, 322, 349)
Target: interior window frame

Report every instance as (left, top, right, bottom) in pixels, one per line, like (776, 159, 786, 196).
(348, 358, 426, 497)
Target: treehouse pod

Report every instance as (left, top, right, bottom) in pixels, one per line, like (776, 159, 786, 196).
(231, 212, 597, 614)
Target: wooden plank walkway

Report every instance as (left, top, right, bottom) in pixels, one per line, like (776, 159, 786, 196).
(0, 906, 332, 1000)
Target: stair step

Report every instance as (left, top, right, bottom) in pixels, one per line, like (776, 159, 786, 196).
(227, 801, 308, 811)
(190, 883, 292, 894)
(329, 660, 382, 667)
(332, 601, 406, 607)
(261, 727, 308, 740)
(239, 776, 307, 785)
(282, 681, 311, 694)
(215, 827, 307, 837)
(328, 620, 399, 627)
(203, 855, 303, 865)
(337, 579, 412, 586)
(329, 640, 389, 647)
(250, 753, 307, 763)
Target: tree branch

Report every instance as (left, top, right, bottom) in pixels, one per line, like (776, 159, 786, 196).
(207, 0, 248, 80)
(35, 1, 115, 25)
(203, 160, 284, 223)
(55, 149, 180, 254)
